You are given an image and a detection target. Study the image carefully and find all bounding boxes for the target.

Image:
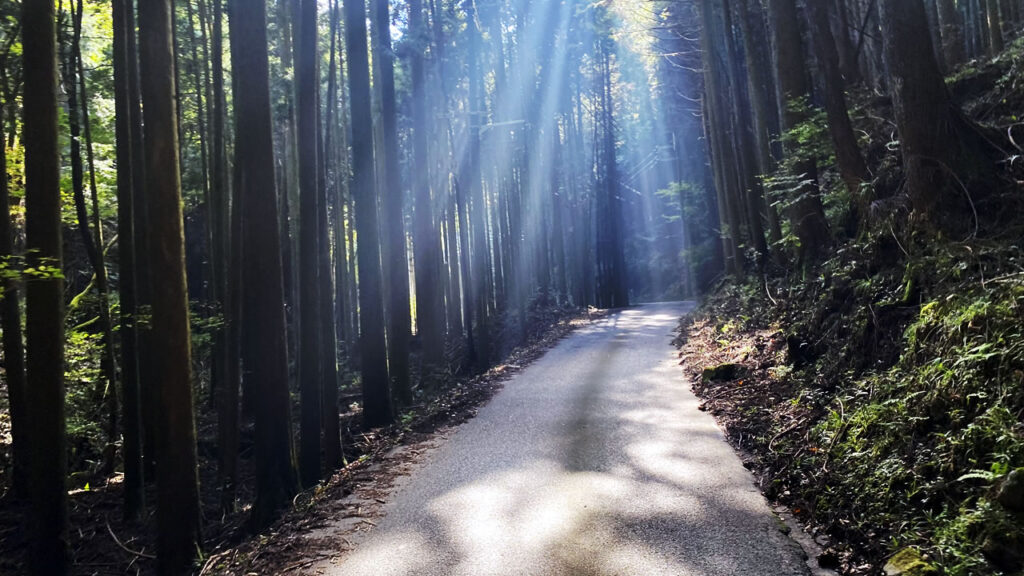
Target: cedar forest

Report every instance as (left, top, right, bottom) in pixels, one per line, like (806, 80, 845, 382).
(2, 0, 1024, 574)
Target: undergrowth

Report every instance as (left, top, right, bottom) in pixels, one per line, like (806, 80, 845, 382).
(678, 38, 1024, 575)
(679, 236, 1024, 575)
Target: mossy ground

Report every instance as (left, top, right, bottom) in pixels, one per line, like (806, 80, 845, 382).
(678, 238, 1024, 575)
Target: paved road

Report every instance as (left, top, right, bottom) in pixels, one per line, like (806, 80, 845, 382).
(323, 303, 809, 576)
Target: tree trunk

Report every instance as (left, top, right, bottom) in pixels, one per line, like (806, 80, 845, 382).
(345, 0, 394, 427)
(735, 0, 783, 247)
(986, 0, 1004, 53)
(230, 0, 300, 526)
(23, 0, 69, 571)
(131, 0, 157, 481)
(207, 0, 227, 411)
(321, 0, 343, 473)
(296, 0, 322, 487)
(879, 0, 993, 234)
(409, 0, 445, 380)
(220, 128, 243, 514)
(137, 0, 203, 570)
(936, 0, 966, 68)
(595, 37, 629, 306)
(766, 0, 832, 264)
(111, 0, 144, 517)
(698, 0, 743, 275)
(464, 0, 491, 367)
(832, 0, 862, 84)
(373, 0, 413, 404)
(806, 0, 872, 215)
(722, 0, 768, 261)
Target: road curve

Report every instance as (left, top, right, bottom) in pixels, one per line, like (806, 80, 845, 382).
(322, 302, 809, 576)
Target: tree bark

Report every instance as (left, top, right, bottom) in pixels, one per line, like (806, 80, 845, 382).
(879, 0, 992, 234)
(22, 0, 70, 571)
(936, 0, 966, 68)
(230, 0, 300, 526)
(698, 0, 743, 275)
(137, 0, 203, 570)
(922, 0, 948, 72)
(766, 0, 832, 264)
(409, 0, 445, 380)
(345, 0, 394, 427)
(373, 0, 412, 403)
(111, 0, 144, 515)
(464, 0, 491, 366)
(806, 0, 871, 212)
(832, 0, 862, 84)
(986, 0, 1004, 53)
(131, 0, 157, 481)
(721, 0, 768, 260)
(296, 0, 322, 486)
(321, 0, 343, 473)
(735, 0, 783, 246)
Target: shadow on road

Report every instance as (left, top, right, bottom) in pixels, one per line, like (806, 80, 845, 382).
(321, 303, 808, 576)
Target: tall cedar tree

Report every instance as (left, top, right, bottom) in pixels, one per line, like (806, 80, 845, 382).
(465, 0, 491, 367)
(130, 0, 156, 485)
(112, 0, 144, 521)
(720, 0, 770, 259)
(374, 0, 413, 405)
(936, 0, 966, 67)
(719, 0, 768, 261)
(409, 0, 446, 378)
(297, 0, 323, 487)
(986, 0, 1003, 54)
(209, 0, 229, 421)
(137, 0, 203, 571)
(211, 0, 241, 514)
(320, 0, 343, 472)
(22, 0, 70, 572)
(879, 0, 995, 234)
(805, 0, 870, 215)
(699, 0, 743, 275)
(346, 0, 394, 427)
(230, 0, 301, 526)
(766, 0, 831, 263)
(734, 0, 783, 246)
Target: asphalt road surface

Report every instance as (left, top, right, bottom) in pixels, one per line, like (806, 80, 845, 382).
(323, 302, 809, 576)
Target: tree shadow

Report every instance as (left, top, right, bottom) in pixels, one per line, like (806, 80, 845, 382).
(320, 302, 807, 576)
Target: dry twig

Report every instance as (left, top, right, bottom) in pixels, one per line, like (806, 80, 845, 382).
(105, 519, 155, 560)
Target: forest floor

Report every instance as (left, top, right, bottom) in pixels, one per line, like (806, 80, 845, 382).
(674, 38, 1024, 576)
(0, 306, 597, 576)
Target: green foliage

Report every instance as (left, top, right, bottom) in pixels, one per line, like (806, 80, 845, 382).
(775, 97, 834, 172)
(691, 237, 1024, 575)
(654, 182, 684, 223)
(762, 97, 846, 248)
(811, 249, 1024, 575)
(22, 253, 65, 280)
(64, 327, 105, 470)
(190, 301, 225, 370)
